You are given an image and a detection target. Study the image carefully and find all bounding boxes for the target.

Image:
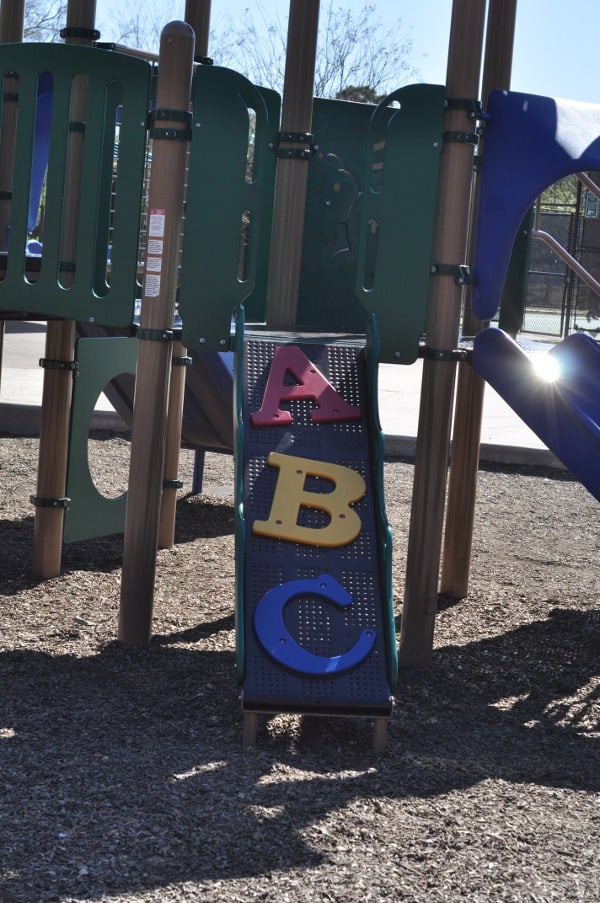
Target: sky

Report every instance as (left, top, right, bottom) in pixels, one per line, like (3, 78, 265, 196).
(95, 1, 600, 105)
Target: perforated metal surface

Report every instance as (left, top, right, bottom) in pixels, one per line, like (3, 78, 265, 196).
(240, 336, 394, 716)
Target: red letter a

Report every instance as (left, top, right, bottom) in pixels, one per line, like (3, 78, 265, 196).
(250, 345, 361, 426)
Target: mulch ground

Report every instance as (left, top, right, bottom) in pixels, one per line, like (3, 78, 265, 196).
(0, 432, 598, 902)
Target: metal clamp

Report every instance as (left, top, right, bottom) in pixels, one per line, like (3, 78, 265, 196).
(39, 358, 78, 372)
(149, 127, 191, 141)
(30, 494, 71, 509)
(444, 97, 483, 119)
(430, 263, 472, 286)
(442, 130, 480, 146)
(60, 26, 101, 40)
(136, 327, 174, 343)
(172, 355, 193, 367)
(163, 478, 184, 490)
(149, 108, 192, 141)
(151, 108, 192, 125)
(420, 346, 471, 362)
(269, 131, 317, 160)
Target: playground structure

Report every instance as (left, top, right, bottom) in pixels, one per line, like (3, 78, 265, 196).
(0, 0, 599, 750)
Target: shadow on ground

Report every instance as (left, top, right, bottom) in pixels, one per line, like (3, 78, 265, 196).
(0, 606, 598, 901)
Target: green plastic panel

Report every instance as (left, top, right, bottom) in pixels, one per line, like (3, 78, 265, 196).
(178, 67, 280, 352)
(64, 336, 137, 542)
(356, 84, 446, 363)
(297, 98, 395, 333)
(0, 43, 151, 326)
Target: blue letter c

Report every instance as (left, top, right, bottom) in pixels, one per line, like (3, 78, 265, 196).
(253, 574, 376, 676)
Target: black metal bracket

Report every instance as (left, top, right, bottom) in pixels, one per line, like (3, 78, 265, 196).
(69, 121, 86, 133)
(420, 346, 471, 363)
(39, 358, 78, 372)
(30, 494, 71, 509)
(444, 97, 483, 119)
(163, 478, 184, 490)
(430, 263, 472, 286)
(149, 127, 190, 141)
(60, 26, 101, 41)
(172, 355, 192, 367)
(137, 327, 174, 343)
(151, 108, 192, 125)
(442, 130, 480, 146)
(148, 109, 192, 142)
(269, 131, 317, 160)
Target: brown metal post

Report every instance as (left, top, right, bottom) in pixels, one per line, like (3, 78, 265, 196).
(441, 0, 517, 599)
(0, 0, 25, 392)
(265, 0, 320, 329)
(398, 0, 487, 667)
(32, 0, 97, 578)
(158, 1, 212, 550)
(119, 21, 195, 646)
(184, 0, 211, 53)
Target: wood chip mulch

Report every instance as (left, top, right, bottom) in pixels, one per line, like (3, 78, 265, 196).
(0, 432, 598, 902)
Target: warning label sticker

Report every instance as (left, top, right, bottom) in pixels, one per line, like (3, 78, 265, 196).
(144, 274, 161, 297)
(147, 239, 163, 255)
(146, 256, 162, 273)
(149, 209, 166, 239)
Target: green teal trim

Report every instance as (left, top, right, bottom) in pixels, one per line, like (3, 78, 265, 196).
(364, 314, 398, 689)
(63, 336, 137, 542)
(178, 66, 280, 352)
(233, 306, 247, 683)
(356, 83, 446, 363)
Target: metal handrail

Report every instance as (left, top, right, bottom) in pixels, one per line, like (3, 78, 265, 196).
(576, 170, 600, 200)
(531, 227, 600, 299)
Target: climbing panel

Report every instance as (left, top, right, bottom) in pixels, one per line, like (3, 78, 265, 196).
(234, 316, 396, 748)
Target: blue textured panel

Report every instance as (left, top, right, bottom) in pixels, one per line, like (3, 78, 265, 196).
(473, 91, 600, 320)
(237, 334, 395, 716)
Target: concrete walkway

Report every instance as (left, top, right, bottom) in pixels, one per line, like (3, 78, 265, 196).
(0, 320, 562, 467)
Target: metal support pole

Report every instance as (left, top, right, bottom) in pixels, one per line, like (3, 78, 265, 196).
(441, 0, 517, 600)
(185, 0, 211, 58)
(265, 0, 320, 329)
(158, 0, 212, 550)
(32, 0, 97, 578)
(119, 21, 195, 646)
(398, 0, 487, 667)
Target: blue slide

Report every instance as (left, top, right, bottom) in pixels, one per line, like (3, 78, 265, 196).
(472, 328, 600, 501)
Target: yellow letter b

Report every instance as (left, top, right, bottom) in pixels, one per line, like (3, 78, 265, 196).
(252, 452, 365, 547)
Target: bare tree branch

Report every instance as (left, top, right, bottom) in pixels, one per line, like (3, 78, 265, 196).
(213, 1, 420, 99)
(24, 0, 66, 42)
